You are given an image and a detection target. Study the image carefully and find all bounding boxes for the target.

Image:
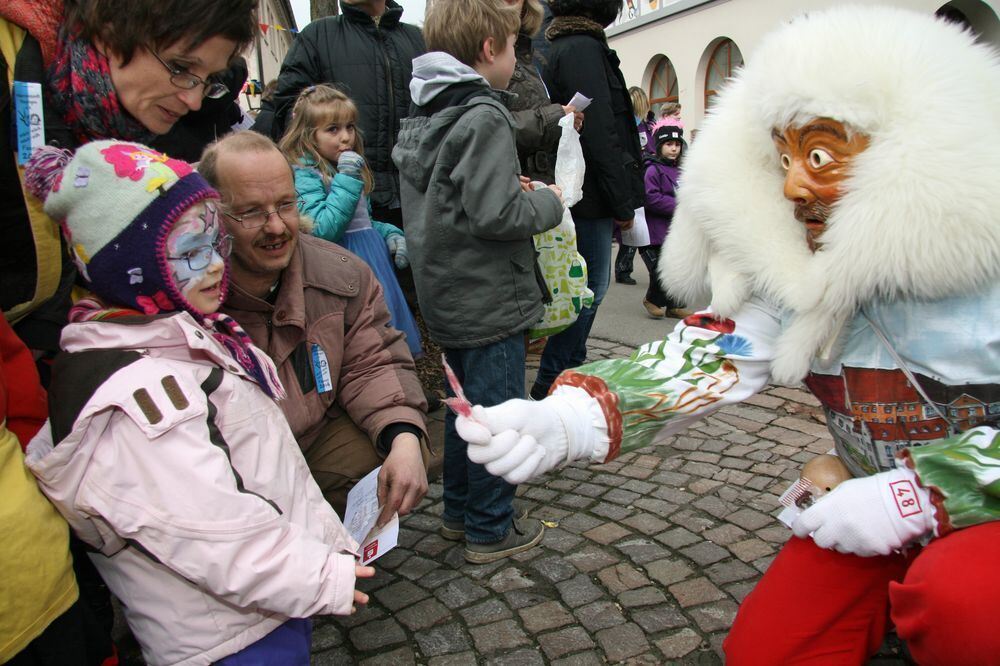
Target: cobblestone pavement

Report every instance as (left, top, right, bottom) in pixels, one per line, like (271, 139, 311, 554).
(311, 337, 913, 665)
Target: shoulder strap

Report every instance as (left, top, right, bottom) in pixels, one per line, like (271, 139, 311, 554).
(861, 309, 956, 430)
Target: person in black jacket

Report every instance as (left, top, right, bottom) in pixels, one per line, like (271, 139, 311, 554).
(252, 0, 424, 227)
(530, 0, 644, 400)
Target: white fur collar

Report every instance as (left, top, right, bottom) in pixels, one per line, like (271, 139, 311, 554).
(661, 5, 1000, 384)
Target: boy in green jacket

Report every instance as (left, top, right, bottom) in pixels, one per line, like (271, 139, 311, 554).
(392, 0, 564, 563)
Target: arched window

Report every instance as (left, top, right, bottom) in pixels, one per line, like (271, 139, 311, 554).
(648, 56, 678, 115)
(704, 38, 743, 108)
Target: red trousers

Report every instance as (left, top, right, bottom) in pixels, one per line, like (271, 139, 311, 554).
(724, 522, 1000, 665)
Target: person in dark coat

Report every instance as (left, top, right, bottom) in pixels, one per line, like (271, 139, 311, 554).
(530, 0, 643, 400)
(504, 0, 582, 185)
(252, 0, 424, 227)
(613, 84, 655, 285)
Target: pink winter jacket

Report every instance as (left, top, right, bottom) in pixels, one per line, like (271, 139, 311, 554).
(25, 313, 359, 666)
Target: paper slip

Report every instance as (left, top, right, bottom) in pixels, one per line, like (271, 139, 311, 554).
(343, 466, 399, 565)
(567, 92, 592, 113)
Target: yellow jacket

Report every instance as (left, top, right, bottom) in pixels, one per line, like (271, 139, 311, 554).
(0, 315, 77, 660)
(0, 17, 64, 325)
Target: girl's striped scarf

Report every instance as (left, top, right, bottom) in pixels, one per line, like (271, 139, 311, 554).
(69, 297, 286, 401)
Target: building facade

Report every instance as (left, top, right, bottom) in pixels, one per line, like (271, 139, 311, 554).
(241, 0, 298, 115)
(608, 0, 999, 132)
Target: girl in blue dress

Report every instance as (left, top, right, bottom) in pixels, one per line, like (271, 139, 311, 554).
(279, 84, 422, 357)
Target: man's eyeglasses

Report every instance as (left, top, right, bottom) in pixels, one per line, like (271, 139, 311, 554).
(167, 234, 233, 271)
(150, 50, 229, 99)
(222, 201, 302, 230)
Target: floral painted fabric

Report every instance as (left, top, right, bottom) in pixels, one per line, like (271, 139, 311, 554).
(553, 292, 1000, 530)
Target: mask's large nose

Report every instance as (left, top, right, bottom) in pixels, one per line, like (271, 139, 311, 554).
(783, 160, 815, 205)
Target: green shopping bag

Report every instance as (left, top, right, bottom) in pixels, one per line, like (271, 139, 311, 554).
(529, 115, 594, 339)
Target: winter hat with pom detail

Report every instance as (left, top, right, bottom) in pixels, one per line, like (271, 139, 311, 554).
(652, 118, 684, 151)
(25, 141, 286, 400)
(25, 140, 223, 318)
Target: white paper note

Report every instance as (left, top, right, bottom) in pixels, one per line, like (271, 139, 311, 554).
(567, 92, 592, 112)
(343, 466, 399, 565)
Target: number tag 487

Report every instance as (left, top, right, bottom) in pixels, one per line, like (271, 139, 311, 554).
(889, 479, 923, 518)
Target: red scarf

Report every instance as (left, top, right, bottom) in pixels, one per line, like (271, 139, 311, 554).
(46, 28, 156, 145)
(0, 0, 64, 65)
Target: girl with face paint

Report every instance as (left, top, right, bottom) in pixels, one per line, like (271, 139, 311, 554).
(164, 201, 230, 315)
(22, 141, 373, 665)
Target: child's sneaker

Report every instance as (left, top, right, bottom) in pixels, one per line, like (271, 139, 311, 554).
(440, 501, 529, 541)
(464, 517, 545, 564)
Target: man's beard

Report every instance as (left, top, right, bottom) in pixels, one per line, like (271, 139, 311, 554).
(795, 201, 835, 252)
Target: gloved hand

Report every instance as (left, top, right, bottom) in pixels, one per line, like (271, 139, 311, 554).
(337, 150, 365, 178)
(455, 386, 609, 484)
(792, 467, 936, 557)
(386, 233, 408, 269)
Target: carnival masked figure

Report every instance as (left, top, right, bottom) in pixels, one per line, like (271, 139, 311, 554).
(457, 6, 1000, 664)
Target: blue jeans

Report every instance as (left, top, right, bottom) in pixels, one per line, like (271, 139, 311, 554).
(534, 216, 613, 393)
(442, 334, 526, 544)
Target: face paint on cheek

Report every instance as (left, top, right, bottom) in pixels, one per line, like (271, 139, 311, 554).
(166, 202, 221, 298)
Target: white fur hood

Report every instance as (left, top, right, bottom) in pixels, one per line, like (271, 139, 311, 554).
(661, 5, 1000, 383)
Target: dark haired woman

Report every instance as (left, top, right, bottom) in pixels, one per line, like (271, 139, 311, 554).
(2, 0, 257, 354)
(0, 2, 258, 663)
(531, 0, 644, 400)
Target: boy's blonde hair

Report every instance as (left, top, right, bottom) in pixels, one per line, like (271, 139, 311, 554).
(277, 84, 374, 193)
(520, 0, 544, 37)
(424, 0, 520, 68)
(659, 101, 682, 118)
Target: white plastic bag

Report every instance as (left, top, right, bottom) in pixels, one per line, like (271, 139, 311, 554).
(530, 115, 594, 339)
(554, 113, 584, 206)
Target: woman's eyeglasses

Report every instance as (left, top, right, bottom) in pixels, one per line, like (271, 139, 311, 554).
(151, 50, 229, 99)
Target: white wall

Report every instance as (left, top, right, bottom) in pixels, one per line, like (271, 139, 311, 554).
(241, 0, 296, 114)
(609, 0, 999, 131)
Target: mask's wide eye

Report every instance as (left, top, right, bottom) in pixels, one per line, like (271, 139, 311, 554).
(779, 154, 791, 170)
(809, 149, 834, 168)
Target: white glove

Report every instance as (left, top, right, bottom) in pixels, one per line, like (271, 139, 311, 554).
(455, 386, 609, 484)
(386, 234, 408, 269)
(792, 467, 936, 557)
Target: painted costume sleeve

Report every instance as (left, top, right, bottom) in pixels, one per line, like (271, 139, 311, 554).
(75, 408, 359, 617)
(643, 164, 677, 218)
(902, 426, 1000, 533)
(552, 300, 779, 461)
(295, 167, 363, 242)
(449, 109, 564, 241)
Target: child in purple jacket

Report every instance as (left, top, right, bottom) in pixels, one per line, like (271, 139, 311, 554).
(639, 119, 691, 319)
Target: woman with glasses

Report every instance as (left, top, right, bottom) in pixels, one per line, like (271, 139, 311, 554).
(0, 2, 258, 664)
(3, 0, 257, 352)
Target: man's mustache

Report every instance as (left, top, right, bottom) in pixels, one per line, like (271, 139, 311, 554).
(794, 201, 835, 223)
(254, 234, 292, 247)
